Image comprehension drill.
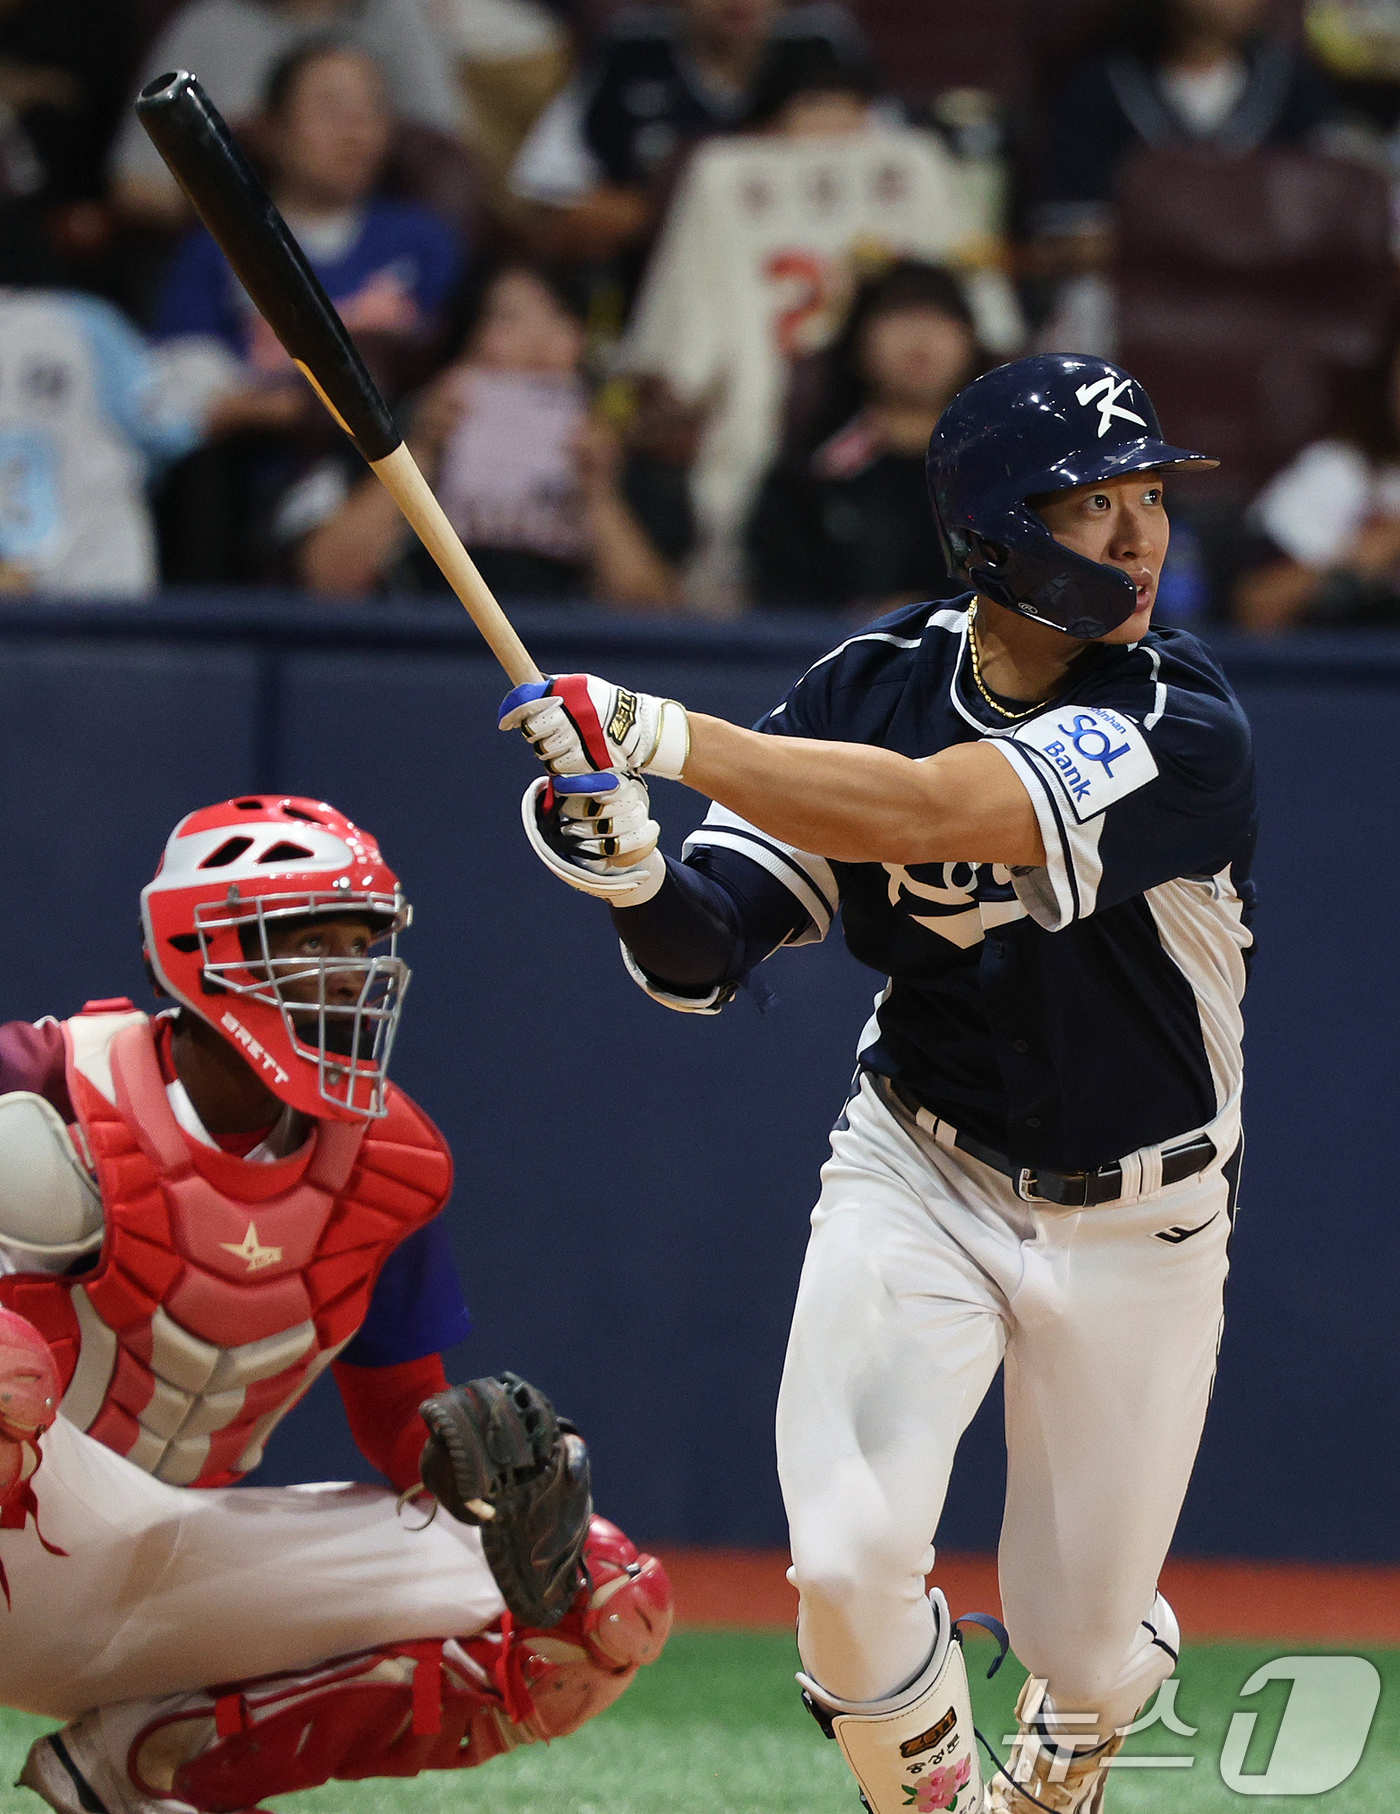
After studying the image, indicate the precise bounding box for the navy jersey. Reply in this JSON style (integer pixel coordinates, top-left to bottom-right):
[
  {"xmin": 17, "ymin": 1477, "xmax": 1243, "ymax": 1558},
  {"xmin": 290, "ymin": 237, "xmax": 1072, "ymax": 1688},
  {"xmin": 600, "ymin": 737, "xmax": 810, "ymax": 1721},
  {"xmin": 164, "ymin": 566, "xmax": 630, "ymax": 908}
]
[
  {"xmin": 679, "ymin": 594, "xmax": 1256, "ymax": 1173},
  {"xmin": 516, "ymin": 2, "xmax": 867, "ymax": 195}
]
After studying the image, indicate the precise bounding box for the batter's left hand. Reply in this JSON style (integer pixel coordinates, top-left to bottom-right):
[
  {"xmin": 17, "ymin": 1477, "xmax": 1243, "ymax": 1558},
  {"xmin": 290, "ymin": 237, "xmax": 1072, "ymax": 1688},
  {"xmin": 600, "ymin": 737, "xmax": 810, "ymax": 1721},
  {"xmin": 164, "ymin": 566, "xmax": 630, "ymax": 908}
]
[
  {"xmin": 518, "ymin": 774, "xmax": 666, "ymax": 906},
  {"xmin": 499, "ymin": 675, "xmax": 691, "ymax": 780}
]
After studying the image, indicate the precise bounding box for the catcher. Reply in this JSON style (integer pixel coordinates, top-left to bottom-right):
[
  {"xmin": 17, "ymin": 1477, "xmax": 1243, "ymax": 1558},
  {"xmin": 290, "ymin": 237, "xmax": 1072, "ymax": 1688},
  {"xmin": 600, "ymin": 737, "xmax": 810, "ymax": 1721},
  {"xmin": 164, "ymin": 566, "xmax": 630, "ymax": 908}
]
[{"xmin": 0, "ymin": 795, "xmax": 670, "ymax": 1813}]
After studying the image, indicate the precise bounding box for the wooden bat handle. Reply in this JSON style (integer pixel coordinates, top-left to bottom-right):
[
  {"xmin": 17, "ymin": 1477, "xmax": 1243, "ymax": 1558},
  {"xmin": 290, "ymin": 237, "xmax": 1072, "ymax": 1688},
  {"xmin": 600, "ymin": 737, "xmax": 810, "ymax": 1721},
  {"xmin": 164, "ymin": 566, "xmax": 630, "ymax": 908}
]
[
  {"xmin": 373, "ymin": 444, "xmax": 639, "ymax": 870},
  {"xmin": 369, "ymin": 443, "xmax": 544, "ymax": 688}
]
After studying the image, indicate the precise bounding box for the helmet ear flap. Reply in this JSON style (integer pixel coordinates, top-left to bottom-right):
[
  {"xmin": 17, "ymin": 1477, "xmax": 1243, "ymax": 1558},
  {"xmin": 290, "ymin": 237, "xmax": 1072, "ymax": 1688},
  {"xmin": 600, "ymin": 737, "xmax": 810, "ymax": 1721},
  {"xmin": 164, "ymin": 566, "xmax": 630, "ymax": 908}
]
[
  {"xmin": 967, "ymin": 529, "xmax": 1023, "ymax": 613},
  {"xmin": 970, "ymin": 532, "xmax": 1007, "ymax": 572}
]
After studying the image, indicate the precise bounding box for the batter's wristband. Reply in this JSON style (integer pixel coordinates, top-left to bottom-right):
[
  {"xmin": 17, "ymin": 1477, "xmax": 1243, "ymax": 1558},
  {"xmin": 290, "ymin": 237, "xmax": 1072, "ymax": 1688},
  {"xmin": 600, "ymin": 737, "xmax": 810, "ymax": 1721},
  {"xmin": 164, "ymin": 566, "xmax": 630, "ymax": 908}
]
[{"xmin": 649, "ymin": 700, "xmax": 690, "ymax": 780}]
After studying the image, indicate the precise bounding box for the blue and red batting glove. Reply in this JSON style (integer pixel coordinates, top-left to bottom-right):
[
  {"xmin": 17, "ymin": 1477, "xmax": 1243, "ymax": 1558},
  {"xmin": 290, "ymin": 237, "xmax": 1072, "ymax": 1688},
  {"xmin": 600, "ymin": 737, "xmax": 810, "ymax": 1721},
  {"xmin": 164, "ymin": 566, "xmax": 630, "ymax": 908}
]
[{"xmin": 499, "ymin": 675, "xmax": 690, "ymax": 780}]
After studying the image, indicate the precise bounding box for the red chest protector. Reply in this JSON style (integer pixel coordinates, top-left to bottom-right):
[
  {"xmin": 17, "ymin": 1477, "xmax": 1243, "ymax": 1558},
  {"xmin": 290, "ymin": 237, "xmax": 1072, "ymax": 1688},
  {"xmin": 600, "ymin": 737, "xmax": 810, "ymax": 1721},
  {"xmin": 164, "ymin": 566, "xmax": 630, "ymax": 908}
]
[{"xmin": 0, "ymin": 1009, "xmax": 452, "ymax": 1487}]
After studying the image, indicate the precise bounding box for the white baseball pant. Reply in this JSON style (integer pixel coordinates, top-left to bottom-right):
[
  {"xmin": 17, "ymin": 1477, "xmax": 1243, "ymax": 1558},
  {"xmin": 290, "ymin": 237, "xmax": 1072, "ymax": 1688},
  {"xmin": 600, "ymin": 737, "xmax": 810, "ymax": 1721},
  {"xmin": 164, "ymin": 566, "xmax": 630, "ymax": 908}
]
[
  {"xmin": 0, "ymin": 1412, "xmax": 505, "ymax": 1719},
  {"xmin": 778, "ymin": 1073, "xmax": 1236, "ymax": 1740}
]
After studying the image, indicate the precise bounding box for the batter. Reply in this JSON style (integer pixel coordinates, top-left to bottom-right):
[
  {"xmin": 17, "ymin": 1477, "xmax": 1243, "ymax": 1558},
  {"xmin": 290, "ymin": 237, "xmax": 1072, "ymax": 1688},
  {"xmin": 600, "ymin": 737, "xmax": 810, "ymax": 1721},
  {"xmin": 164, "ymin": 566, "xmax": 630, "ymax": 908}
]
[{"xmin": 498, "ymin": 354, "xmax": 1255, "ymax": 1812}]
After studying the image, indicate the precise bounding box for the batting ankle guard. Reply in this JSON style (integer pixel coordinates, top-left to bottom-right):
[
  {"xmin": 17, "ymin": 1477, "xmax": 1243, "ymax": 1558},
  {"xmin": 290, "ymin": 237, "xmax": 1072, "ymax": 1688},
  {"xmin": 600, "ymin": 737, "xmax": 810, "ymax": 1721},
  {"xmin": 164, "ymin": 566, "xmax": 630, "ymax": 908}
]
[
  {"xmin": 800, "ymin": 1590, "xmax": 983, "ymax": 1814},
  {"xmin": 986, "ymin": 1592, "xmax": 1180, "ymax": 1813},
  {"xmin": 986, "ymin": 1678, "xmax": 1125, "ymax": 1814},
  {"xmin": 123, "ymin": 1517, "xmax": 672, "ymax": 1811}
]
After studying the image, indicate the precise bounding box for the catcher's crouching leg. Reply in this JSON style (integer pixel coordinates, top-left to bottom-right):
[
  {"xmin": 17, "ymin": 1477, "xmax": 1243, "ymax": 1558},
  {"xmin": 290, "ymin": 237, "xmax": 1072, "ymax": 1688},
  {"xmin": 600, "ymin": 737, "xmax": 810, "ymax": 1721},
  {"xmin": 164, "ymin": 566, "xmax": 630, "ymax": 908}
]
[{"xmin": 23, "ymin": 1516, "xmax": 673, "ymax": 1814}]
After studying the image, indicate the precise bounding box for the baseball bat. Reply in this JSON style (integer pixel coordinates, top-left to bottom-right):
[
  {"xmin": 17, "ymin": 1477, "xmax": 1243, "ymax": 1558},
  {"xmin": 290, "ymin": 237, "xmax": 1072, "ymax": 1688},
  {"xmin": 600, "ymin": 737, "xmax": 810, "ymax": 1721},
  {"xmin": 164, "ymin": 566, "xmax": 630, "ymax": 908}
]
[{"xmin": 136, "ymin": 69, "xmax": 542, "ymax": 688}]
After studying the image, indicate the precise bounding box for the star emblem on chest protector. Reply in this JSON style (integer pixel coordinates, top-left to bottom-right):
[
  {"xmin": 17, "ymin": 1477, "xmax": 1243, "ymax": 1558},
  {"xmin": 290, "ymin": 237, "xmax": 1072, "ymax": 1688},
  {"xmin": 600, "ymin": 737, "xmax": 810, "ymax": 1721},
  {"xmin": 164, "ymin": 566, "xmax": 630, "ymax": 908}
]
[{"xmin": 219, "ymin": 1222, "xmax": 284, "ymax": 1272}]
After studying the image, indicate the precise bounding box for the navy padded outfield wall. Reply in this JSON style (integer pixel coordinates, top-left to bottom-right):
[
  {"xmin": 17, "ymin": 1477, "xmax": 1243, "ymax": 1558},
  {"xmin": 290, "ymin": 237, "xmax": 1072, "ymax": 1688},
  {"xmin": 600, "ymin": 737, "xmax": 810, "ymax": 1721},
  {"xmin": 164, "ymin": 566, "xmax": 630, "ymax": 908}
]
[{"xmin": 0, "ymin": 598, "xmax": 1395, "ymax": 1562}]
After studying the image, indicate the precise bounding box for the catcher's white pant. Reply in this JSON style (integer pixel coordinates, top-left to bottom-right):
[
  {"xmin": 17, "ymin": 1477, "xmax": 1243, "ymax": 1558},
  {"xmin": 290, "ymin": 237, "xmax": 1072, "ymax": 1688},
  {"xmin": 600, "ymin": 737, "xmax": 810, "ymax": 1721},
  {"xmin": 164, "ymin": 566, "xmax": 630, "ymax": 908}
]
[
  {"xmin": 0, "ymin": 1412, "xmax": 505, "ymax": 1720},
  {"xmin": 778, "ymin": 1073, "xmax": 1236, "ymax": 1737}
]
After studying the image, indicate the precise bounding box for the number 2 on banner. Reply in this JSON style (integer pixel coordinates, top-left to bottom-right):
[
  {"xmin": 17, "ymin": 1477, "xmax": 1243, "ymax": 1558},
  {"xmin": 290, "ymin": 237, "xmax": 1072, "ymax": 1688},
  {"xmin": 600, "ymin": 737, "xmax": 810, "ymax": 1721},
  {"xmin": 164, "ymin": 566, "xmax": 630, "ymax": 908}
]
[{"xmin": 765, "ymin": 250, "xmax": 836, "ymax": 359}]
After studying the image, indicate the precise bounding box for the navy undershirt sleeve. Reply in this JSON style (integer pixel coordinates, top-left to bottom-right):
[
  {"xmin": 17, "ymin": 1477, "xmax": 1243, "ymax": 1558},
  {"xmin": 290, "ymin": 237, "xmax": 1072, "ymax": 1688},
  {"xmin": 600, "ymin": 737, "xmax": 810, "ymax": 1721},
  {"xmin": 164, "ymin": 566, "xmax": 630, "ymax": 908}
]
[
  {"xmin": 610, "ymin": 850, "xmax": 807, "ymax": 992},
  {"xmin": 340, "ymin": 1215, "xmax": 472, "ymax": 1366}
]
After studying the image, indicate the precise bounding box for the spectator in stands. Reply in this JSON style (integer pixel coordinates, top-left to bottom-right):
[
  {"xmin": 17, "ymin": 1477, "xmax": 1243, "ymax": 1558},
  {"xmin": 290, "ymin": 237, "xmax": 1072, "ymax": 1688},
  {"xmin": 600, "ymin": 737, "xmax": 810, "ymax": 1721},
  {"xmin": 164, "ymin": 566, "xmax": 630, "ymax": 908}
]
[
  {"xmin": 0, "ymin": 0, "xmax": 135, "ymax": 211},
  {"xmin": 1036, "ymin": 0, "xmax": 1336, "ymax": 248},
  {"xmin": 743, "ymin": 31, "xmax": 882, "ymax": 134},
  {"xmin": 0, "ymin": 201, "xmax": 296, "ymax": 597},
  {"xmin": 618, "ymin": 38, "xmax": 1020, "ymax": 609},
  {"xmin": 508, "ymin": 0, "xmax": 868, "ymax": 264},
  {"xmin": 745, "ymin": 260, "xmax": 980, "ymax": 612},
  {"xmin": 293, "ymin": 260, "xmax": 682, "ymax": 605},
  {"xmin": 429, "ymin": 0, "xmax": 573, "ymax": 194},
  {"xmin": 152, "ymin": 38, "xmax": 467, "ymax": 584},
  {"xmin": 1234, "ymin": 329, "xmax": 1400, "ymax": 628},
  {"xmin": 156, "ymin": 39, "xmax": 465, "ymax": 374},
  {"xmin": 111, "ymin": 0, "xmax": 464, "ymax": 229}
]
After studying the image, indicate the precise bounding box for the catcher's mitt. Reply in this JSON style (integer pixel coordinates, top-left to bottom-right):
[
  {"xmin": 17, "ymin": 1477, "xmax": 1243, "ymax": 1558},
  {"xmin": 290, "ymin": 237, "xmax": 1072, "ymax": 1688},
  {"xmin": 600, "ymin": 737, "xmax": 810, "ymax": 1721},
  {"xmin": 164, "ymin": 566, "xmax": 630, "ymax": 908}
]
[{"xmin": 418, "ymin": 1372, "xmax": 593, "ymax": 1628}]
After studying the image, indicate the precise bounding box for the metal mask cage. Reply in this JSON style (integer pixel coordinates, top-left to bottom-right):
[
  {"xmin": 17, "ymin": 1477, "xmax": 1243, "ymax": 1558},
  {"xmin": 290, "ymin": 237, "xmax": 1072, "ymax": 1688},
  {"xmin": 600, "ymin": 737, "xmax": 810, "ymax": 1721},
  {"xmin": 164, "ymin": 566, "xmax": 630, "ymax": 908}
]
[{"xmin": 191, "ymin": 889, "xmax": 410, "ymax": 1118}]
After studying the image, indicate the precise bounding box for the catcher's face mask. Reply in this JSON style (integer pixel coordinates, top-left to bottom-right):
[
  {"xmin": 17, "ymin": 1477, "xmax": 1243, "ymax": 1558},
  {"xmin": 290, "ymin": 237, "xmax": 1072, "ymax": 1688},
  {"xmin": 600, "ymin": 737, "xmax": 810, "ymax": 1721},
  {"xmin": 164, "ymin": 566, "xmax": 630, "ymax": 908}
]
[{"xmin": 141, "ymin": 795, "xmax": 411, "ymax": 1121}]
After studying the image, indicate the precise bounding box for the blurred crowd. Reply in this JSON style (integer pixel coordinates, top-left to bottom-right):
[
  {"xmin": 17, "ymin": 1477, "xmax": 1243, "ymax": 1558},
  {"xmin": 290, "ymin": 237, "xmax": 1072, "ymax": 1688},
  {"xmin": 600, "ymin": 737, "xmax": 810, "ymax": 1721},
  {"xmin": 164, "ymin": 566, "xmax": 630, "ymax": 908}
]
[{"xmin": 5, "ymin": 0, "xmax": 1400, "ymax": 626}]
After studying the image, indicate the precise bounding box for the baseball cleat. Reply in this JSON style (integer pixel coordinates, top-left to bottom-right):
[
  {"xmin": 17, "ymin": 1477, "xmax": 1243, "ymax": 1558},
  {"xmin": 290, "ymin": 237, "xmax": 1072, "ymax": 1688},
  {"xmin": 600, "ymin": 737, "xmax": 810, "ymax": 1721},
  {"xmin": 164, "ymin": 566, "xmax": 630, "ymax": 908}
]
[
  {"xmin": 20, "ymin": 1714, "xmax": 190, "ymax": 1814},
  {"xmin": 18, "ymin": 1729, "xmax": 274, "ymax": 1814},
  {"xmin": 984, "ymin": 1676, "xmax": 1124, "ymax": 1813},
  {"xmin": 19, "ymin": 1730, "xmax": 129, "ymax": 1814},
  {"xmin": 18, "ymin": 1732, "xmax": 110, "ymax": 1814}
]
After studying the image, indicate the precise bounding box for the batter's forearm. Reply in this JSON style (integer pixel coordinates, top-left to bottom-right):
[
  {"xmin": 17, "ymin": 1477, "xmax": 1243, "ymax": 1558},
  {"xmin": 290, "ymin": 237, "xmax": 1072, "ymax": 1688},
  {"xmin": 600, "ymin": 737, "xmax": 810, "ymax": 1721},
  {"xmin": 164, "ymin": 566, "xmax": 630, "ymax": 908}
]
[
  {"xmin": 498, "ymin": 673, "xmax": 1045, "ymax": 866},
  {"xmin": 610, "ymin": 857, "xmax": 742, "ymax": 988},
  {"xmin": 610, "ymin": 850, "xmax": 808, "ymax": 991},
  {"xmin": 680, "ymin": 715, "xmax": 1046, "ymax": 867}
]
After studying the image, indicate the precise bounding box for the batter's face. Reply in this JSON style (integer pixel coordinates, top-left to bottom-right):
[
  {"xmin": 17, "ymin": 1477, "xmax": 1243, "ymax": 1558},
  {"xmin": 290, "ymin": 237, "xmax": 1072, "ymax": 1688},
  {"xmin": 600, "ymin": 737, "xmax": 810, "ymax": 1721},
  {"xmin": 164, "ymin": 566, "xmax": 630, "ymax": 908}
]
[{"xmin": 1033, "ymin": 471, "xmax": 1170, "ymax": 645}]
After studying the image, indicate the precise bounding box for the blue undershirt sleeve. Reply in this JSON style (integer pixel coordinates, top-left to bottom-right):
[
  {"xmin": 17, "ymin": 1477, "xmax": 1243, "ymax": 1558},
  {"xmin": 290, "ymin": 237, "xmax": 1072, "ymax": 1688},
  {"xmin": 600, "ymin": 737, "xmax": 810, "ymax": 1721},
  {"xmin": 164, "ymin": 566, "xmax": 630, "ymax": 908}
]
[{"xmin": 340, "ymin": 1215, "xmax": 472, "ymax": 1366}]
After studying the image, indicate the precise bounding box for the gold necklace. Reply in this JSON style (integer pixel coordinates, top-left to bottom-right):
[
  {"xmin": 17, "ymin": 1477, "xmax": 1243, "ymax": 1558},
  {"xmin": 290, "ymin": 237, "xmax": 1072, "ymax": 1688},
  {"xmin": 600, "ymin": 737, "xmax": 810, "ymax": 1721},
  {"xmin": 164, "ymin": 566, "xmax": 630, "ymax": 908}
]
[{"xmin": 966, "ymin": 599, "xmax": 1041, "ymax": 722}]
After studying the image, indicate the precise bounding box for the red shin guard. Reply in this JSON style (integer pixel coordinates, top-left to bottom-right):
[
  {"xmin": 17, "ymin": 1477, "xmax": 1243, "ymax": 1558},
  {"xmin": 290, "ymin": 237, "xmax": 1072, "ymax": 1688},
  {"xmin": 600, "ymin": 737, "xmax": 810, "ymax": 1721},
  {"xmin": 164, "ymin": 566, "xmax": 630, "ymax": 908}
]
[{"xmin": 130, "ymin": 1516, "xmax": 673, "ymax": 1812}]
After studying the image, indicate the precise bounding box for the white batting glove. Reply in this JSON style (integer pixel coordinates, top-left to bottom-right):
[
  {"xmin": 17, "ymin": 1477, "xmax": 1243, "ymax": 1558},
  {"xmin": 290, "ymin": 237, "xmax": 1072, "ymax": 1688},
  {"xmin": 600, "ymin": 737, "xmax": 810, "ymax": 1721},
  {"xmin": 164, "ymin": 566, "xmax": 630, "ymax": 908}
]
[
  {"xmin": 499, "ymin": 675, "xmax": 691, "ymax": 780},
  {"xmin": 520, "ymin": 773, "xmax": 666, "ymax": 905}
]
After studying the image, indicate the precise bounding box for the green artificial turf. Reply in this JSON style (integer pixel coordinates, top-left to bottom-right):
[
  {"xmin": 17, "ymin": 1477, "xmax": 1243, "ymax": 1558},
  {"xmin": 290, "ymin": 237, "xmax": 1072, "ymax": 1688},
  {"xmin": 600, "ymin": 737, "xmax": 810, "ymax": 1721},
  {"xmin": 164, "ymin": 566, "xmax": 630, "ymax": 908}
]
[{"xmin": 1, "ymin": 1633, "xmax": 1396, "ymax": 1812}]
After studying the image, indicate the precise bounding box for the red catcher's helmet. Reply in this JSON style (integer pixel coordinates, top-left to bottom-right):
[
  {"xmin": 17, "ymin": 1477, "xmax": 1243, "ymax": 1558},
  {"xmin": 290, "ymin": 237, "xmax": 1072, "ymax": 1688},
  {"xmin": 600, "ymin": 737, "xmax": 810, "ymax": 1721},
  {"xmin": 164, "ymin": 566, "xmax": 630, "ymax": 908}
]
[{"xmin": 140, "ymin": 796, "xmax": 410, "ymax": 1121}]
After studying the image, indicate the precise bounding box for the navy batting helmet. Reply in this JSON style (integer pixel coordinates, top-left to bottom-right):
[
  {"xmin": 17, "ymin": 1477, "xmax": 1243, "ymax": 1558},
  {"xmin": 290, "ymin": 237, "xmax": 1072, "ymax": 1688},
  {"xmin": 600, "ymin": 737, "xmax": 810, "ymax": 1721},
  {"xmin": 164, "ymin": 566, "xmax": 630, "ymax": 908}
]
[{"xmin": 926, "ymin": 354, "xmax": 1218, "ymax": 639}]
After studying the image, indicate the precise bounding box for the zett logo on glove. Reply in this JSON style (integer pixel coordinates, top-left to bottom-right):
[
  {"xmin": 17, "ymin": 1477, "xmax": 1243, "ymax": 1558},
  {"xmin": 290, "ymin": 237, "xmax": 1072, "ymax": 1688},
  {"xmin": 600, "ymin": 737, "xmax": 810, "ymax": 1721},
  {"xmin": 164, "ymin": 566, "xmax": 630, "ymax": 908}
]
[{"xmin": 607, "ymin": 691, "xmax": 640, "ymax": 744}]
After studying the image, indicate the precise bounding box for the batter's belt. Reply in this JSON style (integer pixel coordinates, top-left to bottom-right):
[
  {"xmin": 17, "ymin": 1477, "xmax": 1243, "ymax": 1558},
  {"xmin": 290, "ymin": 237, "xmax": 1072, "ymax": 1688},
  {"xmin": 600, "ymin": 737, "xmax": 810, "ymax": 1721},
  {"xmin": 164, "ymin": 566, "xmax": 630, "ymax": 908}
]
[{"xmin": 882, "ymin": 1076, "xmax": 1217, "ymax": 1208}]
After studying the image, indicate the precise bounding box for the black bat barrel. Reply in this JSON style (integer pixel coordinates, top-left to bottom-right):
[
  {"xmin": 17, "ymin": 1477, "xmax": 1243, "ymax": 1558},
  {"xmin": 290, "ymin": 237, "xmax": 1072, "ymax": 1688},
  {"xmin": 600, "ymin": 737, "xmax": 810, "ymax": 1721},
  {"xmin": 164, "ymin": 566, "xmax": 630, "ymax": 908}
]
[{"xmin": 137, "ymin": 70, "xmax": 400, "ymax": 464}]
